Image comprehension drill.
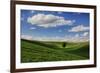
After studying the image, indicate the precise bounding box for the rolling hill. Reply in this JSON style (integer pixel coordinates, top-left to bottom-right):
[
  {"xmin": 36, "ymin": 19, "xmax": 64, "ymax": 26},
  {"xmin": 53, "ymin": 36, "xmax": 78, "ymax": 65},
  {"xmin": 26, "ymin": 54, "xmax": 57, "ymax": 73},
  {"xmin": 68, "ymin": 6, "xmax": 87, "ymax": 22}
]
[{"xmin": 21, "ymin": 39, "xmax": 89, "ymax": 63}]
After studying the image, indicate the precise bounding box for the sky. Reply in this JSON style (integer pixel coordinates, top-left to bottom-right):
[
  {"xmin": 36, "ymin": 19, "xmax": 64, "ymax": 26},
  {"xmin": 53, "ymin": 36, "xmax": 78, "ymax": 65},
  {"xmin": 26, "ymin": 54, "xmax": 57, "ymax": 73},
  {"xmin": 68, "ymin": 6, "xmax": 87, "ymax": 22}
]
[{"xmin": 21, "ymin": 9, "xmax": 90, "ymax": 42}]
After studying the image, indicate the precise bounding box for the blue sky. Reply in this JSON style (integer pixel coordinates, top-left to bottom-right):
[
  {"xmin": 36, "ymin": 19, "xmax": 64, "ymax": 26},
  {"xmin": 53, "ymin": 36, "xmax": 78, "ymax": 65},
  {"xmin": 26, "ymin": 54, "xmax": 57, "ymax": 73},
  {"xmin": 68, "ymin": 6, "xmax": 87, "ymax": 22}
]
[{"xmin": 21, "ymin": 9, "xmax": 90, "ymax": 42}]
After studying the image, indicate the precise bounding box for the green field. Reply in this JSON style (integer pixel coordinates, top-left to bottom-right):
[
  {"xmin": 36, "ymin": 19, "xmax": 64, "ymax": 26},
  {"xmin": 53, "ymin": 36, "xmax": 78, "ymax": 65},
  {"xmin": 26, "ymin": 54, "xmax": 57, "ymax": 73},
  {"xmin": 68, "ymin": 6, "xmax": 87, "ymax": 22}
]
[{"xmin": 21, "ymin": 39, "xmax": 89, "ymax": 63}]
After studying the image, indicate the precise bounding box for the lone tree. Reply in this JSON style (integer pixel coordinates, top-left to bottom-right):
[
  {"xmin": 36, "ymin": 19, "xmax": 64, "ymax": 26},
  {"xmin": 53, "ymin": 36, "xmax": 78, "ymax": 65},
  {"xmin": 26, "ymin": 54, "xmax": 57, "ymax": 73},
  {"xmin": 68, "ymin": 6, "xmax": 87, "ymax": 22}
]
[{"xmin": 62, "ymin": 42, "xmax": 66, "ymax": 48}]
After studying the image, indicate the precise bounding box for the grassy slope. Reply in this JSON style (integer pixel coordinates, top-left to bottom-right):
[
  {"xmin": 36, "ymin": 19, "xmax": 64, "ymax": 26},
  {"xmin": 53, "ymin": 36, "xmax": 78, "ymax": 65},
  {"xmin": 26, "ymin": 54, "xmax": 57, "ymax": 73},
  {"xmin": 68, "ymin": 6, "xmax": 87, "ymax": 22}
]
[{"xmin": 21, "ymin": 39, "xmax": 89, "ymax": 63}]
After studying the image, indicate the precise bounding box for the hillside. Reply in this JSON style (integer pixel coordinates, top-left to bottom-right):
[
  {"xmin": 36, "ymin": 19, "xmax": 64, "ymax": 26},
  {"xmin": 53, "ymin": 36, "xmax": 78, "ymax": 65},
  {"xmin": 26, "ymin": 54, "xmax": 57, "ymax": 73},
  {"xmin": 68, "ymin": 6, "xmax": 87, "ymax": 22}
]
[{"xmin": 21, "ymin": 39, "xmax": 89, "ymax": 63}]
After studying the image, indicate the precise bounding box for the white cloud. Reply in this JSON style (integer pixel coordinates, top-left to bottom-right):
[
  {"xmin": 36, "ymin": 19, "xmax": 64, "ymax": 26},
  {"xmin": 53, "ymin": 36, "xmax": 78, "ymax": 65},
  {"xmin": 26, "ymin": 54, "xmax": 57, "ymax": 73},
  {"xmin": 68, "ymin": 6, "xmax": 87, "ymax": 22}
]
[
  {"xmin": 30, "ymin": 34, "xmax": 89, "ymax": 42},
  {"xmin": 27, "ymin": 13, "xmax": 75, "ymax": 28},
  {"xmin": 82, "ymin": 32, "xmax": 89, "ymax": 37},
  {"xmin": 21, "ymin": 34, "xmax": 89, "ymax": 42},
  {"xmin": 69, "ymin": 37, "xmax": 89, "ymax": 42},
  {"xmin": 69, "ymin": 25, "xmax": 89, "ymax": 32},
  {"xmin": 21, "ymin": 35, "xmax": 33, "ymax": 40},
  {"xmin": 66, "ymin": 35, "xmax": 89, "ymax": 42}
]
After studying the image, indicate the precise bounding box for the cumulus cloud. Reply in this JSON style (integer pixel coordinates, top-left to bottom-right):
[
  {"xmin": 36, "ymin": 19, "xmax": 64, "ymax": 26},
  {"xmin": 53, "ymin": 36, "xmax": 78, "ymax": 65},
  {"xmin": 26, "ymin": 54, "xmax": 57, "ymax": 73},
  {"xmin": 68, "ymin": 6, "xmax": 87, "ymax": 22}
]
[
  {"xmin": 82, "ymin": 32, "xmax": 89, "ymax": 37},
  {"xmin": 27, "ymin": 13, "xmax": 75, "ymax": 28},
  {"xmin": 68, "ymin": 35, "xmax": 89, "ymax": 42},
  {"xmin": 69, "ymin": 25, "xmax": 89, "ymax": 32}
]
